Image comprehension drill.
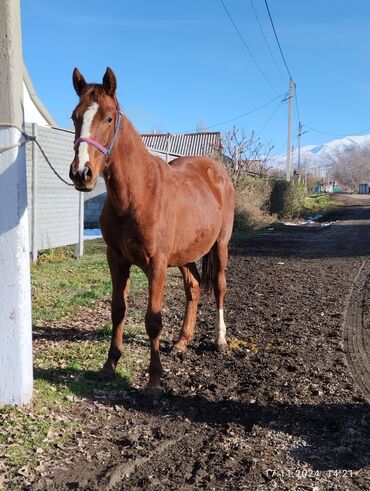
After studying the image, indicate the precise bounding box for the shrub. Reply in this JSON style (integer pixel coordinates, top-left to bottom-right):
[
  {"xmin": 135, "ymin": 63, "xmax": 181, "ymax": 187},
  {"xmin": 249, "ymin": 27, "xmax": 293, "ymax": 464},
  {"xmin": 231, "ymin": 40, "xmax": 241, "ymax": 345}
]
[
  {"xmin": 234, "ymin": 175, "xmax": 273, "ymax": 231},
  {"xmin": 269, "ymin": 179, "xmax": 305, "ymax": 217}
]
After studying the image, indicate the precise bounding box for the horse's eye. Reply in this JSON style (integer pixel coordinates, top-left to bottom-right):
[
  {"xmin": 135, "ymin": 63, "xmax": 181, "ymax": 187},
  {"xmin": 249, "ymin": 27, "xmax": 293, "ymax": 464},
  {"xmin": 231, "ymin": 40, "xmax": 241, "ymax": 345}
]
[{"xmin": 106, "ymin": 117, "xmax": 113, "ymax": 123}]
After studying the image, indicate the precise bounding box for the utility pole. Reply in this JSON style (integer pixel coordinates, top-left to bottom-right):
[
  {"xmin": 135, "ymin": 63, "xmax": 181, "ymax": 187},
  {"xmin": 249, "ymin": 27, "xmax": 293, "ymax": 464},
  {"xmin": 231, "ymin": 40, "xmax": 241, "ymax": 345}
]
[
  {"xmin": 0, "ymin": 0, "xmax": 33, "ymax": 404},
  {"xmin": 297, "ymin": 121, "xmax": 302, "ymax": 172},
  {"xmin": 286, "ymin": 78, "xmax": 294, "ymax": 181},
  {"xmin": 297, "ymin": 122, "xmax": 308, "ymax": 185}
]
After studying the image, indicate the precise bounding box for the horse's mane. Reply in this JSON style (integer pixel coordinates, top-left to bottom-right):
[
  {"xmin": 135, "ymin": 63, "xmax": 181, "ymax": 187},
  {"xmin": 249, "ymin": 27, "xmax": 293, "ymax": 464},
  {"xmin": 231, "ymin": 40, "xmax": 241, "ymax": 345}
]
[{"xmin": 80, "ymin": 83, "xmax": 119, "ymax": 107}]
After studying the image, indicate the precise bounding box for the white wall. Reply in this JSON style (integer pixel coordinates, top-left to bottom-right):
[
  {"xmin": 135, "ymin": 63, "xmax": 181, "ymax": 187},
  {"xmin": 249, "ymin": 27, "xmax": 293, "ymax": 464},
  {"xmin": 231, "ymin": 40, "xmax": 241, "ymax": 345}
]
[{"xmin": 23, "ymin": 81, "xmax": 50, "ymax": 126}]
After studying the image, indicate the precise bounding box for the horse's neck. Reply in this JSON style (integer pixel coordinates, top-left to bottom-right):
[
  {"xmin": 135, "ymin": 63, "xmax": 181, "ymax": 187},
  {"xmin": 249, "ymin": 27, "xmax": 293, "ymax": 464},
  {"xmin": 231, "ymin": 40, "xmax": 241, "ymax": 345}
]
[{"xmin": 103, "ymin": 118, "xmax": 157, "ymax": 213}]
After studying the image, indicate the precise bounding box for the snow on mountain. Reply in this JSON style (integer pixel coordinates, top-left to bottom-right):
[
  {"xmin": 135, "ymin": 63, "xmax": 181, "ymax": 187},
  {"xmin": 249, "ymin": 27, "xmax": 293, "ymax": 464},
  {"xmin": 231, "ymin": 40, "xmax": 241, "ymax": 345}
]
[{"xmin": 268, "ymin": 133, "xmax": 370, "ymax": 171}]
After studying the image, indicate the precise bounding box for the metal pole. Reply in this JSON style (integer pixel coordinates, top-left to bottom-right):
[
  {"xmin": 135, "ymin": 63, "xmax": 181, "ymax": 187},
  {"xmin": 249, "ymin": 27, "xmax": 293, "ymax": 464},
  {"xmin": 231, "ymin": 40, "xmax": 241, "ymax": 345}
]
[
  {"xmin": 75, "ymin": 191, "xmax": 84, "ymax": 257},
  {"xmin": 31, "ymin": 123, "xmax": 38, "ymax": 261},
  {"xmin": 286, "ymin": 78, "xmax": 294, "ymax": 181},
  {"xmin": 0, "ymin": 0, "xmax": 33, "ymax": 404}
]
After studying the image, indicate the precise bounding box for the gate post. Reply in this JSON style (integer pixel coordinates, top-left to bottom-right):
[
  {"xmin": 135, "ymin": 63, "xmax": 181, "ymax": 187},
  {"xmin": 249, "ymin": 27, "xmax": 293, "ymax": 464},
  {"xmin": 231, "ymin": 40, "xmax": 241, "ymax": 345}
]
[
  {"xmin": 75, "ymin": 191, "xmax": 84, "ymax": 257},
  {"xmin": 0, "ymin": 0, "xmax": 33, "ymax": 404}
]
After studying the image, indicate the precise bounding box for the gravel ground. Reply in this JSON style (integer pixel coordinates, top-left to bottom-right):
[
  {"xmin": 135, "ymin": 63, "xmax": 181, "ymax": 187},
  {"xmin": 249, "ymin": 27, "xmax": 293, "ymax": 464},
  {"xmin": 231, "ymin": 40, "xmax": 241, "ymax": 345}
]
[{"xmin": 30, "ymin": 194, "xmax": 370, "ymax": 491}]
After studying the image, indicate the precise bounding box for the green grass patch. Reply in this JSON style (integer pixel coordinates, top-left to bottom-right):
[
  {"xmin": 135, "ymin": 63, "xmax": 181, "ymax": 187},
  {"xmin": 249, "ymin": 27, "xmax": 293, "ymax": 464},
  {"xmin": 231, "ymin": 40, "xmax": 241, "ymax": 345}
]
[
  {"xmin": 32, "ymin": 239, "xmax": 147, "ymax": 325},
  {"xmin": 34, "ymin": 339, "xmax": 145, "ymax": 399},
  {"xmin": 302, "ymin": 193, "xmax": 336, "ymax": 216}
]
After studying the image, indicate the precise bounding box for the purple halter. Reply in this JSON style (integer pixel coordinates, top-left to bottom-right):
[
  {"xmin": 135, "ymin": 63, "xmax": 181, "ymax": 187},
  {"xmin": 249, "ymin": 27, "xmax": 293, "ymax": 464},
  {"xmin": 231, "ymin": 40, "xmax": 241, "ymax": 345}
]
[{"xmin": 74, "ymin": 110, "xmax": 123, "ymax": 158}]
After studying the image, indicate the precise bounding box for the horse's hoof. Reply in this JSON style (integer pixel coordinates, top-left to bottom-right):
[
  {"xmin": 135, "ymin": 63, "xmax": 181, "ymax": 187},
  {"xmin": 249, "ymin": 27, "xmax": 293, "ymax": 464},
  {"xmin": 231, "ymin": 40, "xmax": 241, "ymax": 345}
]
[
  {"xmin": 216, "ymin": 341, "xmax": 228, "ymax": 352},
  {"xmin": 97, "ymin": 368, "xmax": 115, "ymax": 380},
  {"xmin": 145, "ymin": 385, "xmax": 163, "ymax": 399},
  {"xmin": 173, "ymin": 341, "xmax": 187, "ymax": 353}
]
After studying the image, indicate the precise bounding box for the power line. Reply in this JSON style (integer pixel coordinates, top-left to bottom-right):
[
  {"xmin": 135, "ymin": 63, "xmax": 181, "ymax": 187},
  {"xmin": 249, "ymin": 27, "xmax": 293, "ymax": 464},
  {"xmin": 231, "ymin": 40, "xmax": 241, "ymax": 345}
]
[
  {"xmin": 263, "ymin": 0, "xmax": 294, "ymax": 81},
  {"xmin": 250, "ymin": 0, "xmax": 286, "ymax": 85},
  {"xmin": 219, "ymin": 0, "xmax": 279, "ymax": 95},
  {"xmin": 255, "ymin": 100, "xmax": 285, "ymax": 137},
  {"xmin": 304, "ymin": 124, "xmax": 370, "ymax": 139},
  {"xmin": 187, "ymin": 92, "xmax": 287, "ymax": 132},
  {"xmin": 263, "ymin": 0, "xmax": 302, "ymax": 176}
]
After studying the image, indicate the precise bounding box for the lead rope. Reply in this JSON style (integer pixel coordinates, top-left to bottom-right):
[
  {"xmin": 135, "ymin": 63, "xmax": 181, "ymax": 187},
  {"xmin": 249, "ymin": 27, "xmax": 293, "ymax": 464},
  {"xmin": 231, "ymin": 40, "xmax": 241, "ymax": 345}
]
[{"xmin": 0, "ymin": 122, "xmax": 74, "ymax": 186}]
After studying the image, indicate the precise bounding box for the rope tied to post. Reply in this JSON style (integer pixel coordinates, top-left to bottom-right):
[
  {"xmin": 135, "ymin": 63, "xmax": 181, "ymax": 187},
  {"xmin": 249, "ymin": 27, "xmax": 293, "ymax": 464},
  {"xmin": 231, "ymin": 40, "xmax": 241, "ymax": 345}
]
[
  {"xmin": 0, "ymin": 122, "xmax": 74, "ymax": 187},
  {"xmin": 0, "ymin": 122, "xmax": 36, "ymax": 152}
]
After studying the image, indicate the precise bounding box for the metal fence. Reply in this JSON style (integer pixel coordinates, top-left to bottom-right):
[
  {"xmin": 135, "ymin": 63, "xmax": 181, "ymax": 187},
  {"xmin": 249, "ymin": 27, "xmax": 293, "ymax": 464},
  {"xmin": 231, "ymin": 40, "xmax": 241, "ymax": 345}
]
[{"xmin": 25, "ymin": 123, "xmax": 83, "ymax": 260}]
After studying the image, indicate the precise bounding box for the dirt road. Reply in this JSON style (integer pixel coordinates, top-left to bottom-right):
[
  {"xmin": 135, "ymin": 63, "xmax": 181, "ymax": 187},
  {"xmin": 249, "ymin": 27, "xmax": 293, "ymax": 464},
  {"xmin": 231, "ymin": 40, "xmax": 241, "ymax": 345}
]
[{"xmin": 33, "ymin": 195, "xmax": 370, "ymax": 490}]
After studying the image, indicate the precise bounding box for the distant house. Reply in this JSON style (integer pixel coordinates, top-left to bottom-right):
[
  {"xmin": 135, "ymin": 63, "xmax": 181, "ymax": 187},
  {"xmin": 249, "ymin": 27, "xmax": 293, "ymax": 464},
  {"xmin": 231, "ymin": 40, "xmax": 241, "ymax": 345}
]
[
  {"xmin": 84, "ymin": 131, "xmax": 222, "ymax": 227},
  {"xmin": 141, "ymin": 131, "xmax": 221, "ymax": 161}
]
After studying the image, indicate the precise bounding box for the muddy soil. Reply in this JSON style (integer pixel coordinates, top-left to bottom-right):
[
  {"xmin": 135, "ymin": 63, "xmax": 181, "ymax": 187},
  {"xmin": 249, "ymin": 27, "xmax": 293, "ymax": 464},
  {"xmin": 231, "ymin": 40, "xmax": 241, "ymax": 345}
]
[{"xmin": 32, "ymin": 194, "xmax": 370, "ymax": 490}]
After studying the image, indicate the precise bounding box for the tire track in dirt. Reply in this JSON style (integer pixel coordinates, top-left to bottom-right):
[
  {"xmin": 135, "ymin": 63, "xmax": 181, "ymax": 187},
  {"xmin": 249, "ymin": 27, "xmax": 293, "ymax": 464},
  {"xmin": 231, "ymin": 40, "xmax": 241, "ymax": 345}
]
[
  {"xmin": 343, "ymin": 258, "xmax": 370, "ymax": 402},
  {"xmin": 102, "ymin": 436, "xmax": 182, "ymax": 490}
]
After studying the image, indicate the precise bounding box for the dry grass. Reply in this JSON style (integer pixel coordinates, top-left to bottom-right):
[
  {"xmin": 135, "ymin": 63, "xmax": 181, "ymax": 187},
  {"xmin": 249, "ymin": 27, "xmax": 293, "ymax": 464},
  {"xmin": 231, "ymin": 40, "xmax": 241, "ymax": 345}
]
[{"xmin": 234, "ymin": 177, "xmax": 274, "ymax": 231}]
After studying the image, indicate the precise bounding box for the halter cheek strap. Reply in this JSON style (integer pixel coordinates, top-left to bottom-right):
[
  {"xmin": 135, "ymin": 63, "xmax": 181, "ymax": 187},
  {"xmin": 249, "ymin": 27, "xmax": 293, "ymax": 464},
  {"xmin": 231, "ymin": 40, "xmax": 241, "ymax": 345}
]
[{"xmin": 74, "ymin": 110, "xmax": 123, "ymax": 158}]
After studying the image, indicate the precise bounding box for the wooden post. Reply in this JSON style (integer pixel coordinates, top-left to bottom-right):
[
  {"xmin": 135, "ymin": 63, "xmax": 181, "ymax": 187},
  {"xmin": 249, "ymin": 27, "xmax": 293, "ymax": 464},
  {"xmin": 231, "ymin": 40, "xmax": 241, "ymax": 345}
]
[{"xmin": 0, "ymin": 0, "xmax": 33, "ymax": 404}]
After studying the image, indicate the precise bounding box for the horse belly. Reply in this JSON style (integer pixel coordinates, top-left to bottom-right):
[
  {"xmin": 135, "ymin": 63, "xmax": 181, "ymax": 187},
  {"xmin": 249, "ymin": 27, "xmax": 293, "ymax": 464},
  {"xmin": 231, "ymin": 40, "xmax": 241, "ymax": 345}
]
[{"xmin": 168, "ymin": 219, "xmax": 221, "ymax": 266}]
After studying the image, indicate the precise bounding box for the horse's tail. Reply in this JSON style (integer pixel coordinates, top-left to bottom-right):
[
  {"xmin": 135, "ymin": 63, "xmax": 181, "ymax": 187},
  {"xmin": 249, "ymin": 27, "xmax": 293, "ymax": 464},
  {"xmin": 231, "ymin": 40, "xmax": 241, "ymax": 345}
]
[{"xmin": 202, "ymin": 244, "xmax": 218, "ymax": 297}]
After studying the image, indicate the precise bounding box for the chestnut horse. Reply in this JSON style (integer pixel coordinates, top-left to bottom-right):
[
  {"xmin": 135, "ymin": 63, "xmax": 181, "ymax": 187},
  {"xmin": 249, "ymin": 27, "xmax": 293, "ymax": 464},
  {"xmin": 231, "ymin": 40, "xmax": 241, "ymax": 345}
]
[{"xmin": 69, "ymin": 67, "xmax": 235, "ymax": 390}]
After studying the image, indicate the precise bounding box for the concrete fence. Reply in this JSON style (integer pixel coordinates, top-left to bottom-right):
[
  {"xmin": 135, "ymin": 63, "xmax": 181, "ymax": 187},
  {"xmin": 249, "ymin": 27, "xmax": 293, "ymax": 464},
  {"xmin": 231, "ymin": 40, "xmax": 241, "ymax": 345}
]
[
  {"xmin": 84, "ymin": 148, "xmax": 183, "ymax": 228},
  {"xmin": 25, "ymin": 123, "xmax": 83, "ymax": 260}
]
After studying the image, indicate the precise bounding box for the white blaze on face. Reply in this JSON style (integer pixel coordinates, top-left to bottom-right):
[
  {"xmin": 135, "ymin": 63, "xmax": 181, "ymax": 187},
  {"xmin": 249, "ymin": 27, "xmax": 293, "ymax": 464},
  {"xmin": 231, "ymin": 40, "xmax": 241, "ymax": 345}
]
[
  {"xmin": 78, "ymin": 102, "xmax": 99, "ymax": 172},
  {"xmin": 216, "ymin": 308, "xmax": 227, "ymax": 347}
]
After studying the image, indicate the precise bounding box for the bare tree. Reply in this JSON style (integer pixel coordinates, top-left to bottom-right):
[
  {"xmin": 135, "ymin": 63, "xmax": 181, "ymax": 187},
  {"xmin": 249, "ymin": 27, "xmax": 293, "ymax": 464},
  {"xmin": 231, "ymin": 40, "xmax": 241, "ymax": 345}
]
[
  {"xmin": 329, "ymin": 144, "xmax": 370, "ymax": 191},
  {"xmin": 220, "ymin": 126, "xmax": 274, "ymax": 182}
]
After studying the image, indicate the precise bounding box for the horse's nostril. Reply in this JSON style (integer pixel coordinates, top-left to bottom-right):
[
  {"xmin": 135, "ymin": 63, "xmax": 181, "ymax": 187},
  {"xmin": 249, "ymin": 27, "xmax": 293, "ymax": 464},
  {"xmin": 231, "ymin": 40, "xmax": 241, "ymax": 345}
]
[{"xmin": 83, "ymin": 167, "xmax": 93, "ymax": 180}]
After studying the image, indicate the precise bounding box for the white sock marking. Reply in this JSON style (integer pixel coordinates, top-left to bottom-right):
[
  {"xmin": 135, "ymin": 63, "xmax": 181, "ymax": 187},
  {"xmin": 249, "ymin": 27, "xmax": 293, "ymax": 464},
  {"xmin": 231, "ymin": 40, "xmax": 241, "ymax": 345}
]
[
  {"xmin": 78, "ymin": 102, "xmax": 99, "ymax": 172},
  {"xmin": 216, "ymin": 308, "xmax": 227, "ymax": 346}
]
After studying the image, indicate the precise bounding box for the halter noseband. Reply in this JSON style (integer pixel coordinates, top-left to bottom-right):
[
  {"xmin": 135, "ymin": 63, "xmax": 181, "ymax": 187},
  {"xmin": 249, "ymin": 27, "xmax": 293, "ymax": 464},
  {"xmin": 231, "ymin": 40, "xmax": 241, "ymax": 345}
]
[{"xmin": 74, "ymin": 110, "xmax": 123, "ymax": 158}]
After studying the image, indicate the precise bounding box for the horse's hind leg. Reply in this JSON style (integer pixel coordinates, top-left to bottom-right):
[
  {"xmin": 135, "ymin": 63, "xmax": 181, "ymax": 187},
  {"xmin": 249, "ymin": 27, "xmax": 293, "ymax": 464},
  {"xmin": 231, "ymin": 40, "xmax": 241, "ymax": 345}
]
[
  {"xmin": 213, "ymin": 242, "xmax": 229, "ymax": 351},
  {"xmin": 174, "ymin": 262, "xmax": 201, "ymax": 352},
  {"xmin": 100, "ymin": 248, "xmax": 130, "ymax": 377}
]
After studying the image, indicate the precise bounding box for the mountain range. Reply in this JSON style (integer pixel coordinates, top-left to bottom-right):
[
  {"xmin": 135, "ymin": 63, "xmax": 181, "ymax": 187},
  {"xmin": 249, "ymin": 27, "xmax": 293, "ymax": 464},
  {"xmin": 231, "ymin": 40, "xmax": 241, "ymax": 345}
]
[{"xmin": 269, "ymin": 133, "xmax": 370, "ymax": 173}]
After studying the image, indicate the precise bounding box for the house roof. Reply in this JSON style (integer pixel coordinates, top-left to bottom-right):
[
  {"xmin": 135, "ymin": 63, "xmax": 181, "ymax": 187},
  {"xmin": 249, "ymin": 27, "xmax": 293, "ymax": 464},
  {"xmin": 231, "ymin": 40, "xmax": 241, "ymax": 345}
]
[
  {"xmin": 23, "ymin": 64, "xmax": 57, "ymax": 126},
  {"xmin": 141, "ymin": 132, "xmax": 221, "ymax": 157}
]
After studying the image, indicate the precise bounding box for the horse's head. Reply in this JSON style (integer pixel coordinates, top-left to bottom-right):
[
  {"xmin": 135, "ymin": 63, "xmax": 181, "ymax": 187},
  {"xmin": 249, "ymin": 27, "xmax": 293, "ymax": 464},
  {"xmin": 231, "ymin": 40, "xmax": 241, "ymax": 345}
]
[{"xmin": 69, "ymin": 67, "xmax": 120, "ymax": 191}]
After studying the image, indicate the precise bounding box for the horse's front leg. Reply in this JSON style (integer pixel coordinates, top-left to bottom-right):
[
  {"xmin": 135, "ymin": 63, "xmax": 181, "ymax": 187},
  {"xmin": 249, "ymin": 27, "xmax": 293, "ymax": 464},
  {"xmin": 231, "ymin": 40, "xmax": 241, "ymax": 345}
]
[
  {"xmin": 145, "ymin": 258, "xmax": 167, "ymax": 391},
  {"xmin": 100, "ymin": 248, "xmax": 131, "ymax": 378}
]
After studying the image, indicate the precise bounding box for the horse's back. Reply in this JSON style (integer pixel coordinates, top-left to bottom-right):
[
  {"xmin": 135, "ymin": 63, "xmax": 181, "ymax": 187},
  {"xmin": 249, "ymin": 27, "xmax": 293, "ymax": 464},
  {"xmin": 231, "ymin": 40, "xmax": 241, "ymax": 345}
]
[
  {"xmin": 168, "ymin": 156, "xmax": 235, "ymax": 243},
  {"xmin": 169, "ymin": 156, "xmax": 234, "ymax": 201}
]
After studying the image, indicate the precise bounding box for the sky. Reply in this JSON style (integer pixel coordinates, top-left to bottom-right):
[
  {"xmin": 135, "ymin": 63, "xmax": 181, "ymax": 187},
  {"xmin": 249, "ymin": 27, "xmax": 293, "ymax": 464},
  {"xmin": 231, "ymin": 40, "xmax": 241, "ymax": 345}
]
[{"xmin": 20, "ymin": 0, "xmax": 370, "ymax": 156}]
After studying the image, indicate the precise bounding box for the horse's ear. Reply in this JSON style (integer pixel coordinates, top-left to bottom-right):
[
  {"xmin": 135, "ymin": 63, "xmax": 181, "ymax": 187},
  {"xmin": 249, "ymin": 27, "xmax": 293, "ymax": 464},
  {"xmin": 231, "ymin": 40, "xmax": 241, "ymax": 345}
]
[
  {"xmin": 102, "ymin": 67, "xmax": 117, "ymax": 96},
  {"xmin": 73, "ymin": 67, "xmax": 86, "ymax": 96}
]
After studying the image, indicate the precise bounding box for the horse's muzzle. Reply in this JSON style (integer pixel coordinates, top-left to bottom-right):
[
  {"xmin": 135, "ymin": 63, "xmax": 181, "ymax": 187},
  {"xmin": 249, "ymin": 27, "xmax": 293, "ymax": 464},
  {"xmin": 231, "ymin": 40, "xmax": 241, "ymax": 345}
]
[{"xmin": 69, "ymin": 163, "xmax": 95, "ymax": 191}]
